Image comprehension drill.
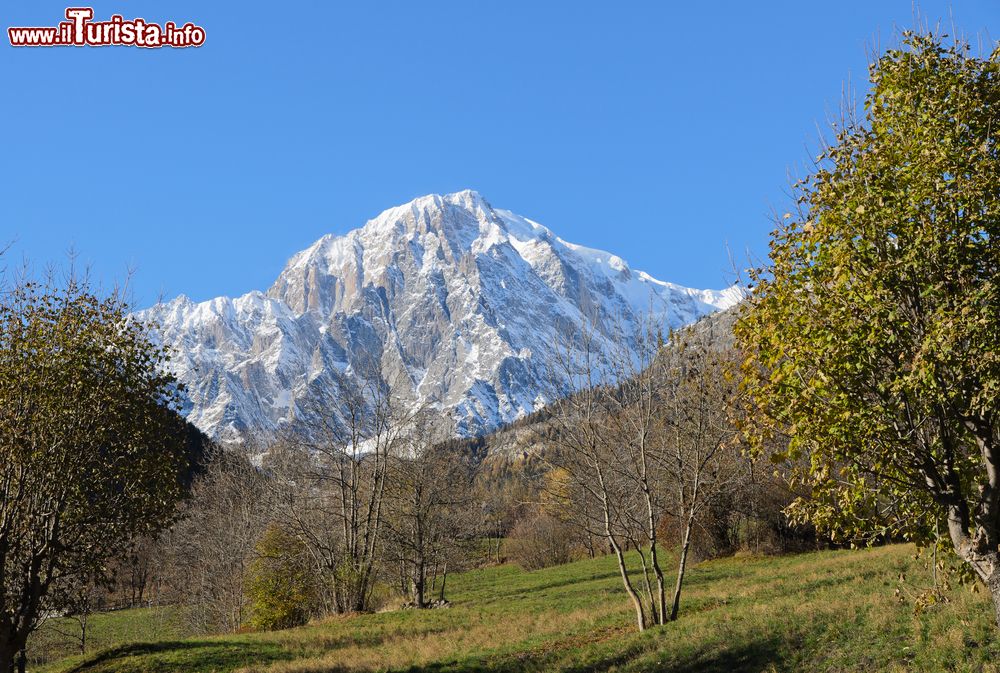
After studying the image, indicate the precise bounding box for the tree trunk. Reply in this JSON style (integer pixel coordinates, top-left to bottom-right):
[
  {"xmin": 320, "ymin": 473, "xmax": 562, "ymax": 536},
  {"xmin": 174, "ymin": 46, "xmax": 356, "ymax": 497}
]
[
  {"xmin": 412, "ymin": 555, "xmax": 425, "ymax": 607},
  {"xmin": 670, "ymin": 515, "xmax": 695, "ymax": 622},
  {"xmin": 0, "ymin": 624, "xmax": 31, "ymax": 673},
  {"xmin": 597, "ymin": 474, "xmax": 646, "ymax": 631},
  {"xmin": 610, "ymin": 540, "xmax": 646, "ymax": 631},
  {"xmin": 649, "ymin": 542, "xmax": 667, "ymax": 626},
  {"xmin": 439, "ymin": 562, "xmax": 448, "ymax": 601},
  {"xmin": 0, "ymin": 631, "xmax": 21, "ymax": 673},
  {"xmin": 946, "ymin": 502, "xmax": 1000, "ymax": 628},
  {"xmin": 636, "ymin": 548, "xmax": 658, "ymax": 625},
  {"xmin": 989, "ymin": 575, "xmax": 1000, "ymax": 628}
]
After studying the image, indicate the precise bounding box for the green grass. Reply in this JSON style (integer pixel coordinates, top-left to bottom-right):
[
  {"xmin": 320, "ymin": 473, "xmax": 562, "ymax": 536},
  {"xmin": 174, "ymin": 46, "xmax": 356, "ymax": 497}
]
[
  {"xmin": 32, "ymin": 545, "xmax": 1000, "ymax": 673},
  {"xmin": 28, "ymin": 606, "xmax": 187, "ymax": 669}
]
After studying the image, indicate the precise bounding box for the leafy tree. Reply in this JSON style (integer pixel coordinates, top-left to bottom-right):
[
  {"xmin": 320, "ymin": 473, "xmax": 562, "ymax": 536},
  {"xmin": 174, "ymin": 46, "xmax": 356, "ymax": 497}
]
[
  {"xmin": 0, "ymin": 274, "xmax": 189, "ymax": 672},
  {"xmin": 736, "ymin": 33, "xmax": 1000, "ymax": 623},
  {"xmin": 246, "ymin": 526, "xmax": 318, "ymax": 631}
]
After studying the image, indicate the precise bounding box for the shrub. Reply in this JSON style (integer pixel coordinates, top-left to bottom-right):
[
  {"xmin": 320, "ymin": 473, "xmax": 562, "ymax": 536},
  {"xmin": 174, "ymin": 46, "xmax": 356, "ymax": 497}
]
[
  {"xmin": 246, "ymin": 527, "xmax": 319, "ymax": 631},
  {"xmin": 506, "ymin": 512, "xmax": 577, "ymax": 570}
]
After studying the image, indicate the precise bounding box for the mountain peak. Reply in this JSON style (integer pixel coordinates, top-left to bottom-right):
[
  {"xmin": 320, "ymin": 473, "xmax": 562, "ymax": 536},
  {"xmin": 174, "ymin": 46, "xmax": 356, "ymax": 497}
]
[
  {"xmin": 142, "ymin": 195, "xmax": 739, "ymax": 441},
  {"xmin": 358, "ymin": 190, "xmax": 496, "ymax": 242}
]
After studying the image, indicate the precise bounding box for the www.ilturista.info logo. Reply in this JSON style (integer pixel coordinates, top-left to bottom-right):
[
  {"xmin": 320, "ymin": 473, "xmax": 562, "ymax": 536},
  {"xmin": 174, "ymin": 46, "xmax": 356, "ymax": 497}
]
[{"xmin": 8, "ymin": 8, "xmax": 206, "ymax": 48}]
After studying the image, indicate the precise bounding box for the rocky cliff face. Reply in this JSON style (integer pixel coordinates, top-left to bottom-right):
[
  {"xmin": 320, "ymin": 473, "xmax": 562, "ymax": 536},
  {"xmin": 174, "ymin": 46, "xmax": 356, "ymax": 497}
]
[{"xmin": 141, "ymin": 191, "xmax": 741, "ymax": 441}]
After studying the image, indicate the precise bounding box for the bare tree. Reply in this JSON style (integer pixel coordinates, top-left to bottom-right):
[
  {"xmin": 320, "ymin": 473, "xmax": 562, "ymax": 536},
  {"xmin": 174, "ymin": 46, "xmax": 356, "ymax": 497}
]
[
  {"xmin": 471, "ymin": 469, "xmax": 532, "ymax": 566},
  {"xmin": 542, "ymin": 324, "xmax": 655, "ymax": 631},
  {"xmin": 601, "ymin": 317, "xmax": 673, "ymax": 626},
  {"xmin": 383, "ymin": 411, "xmax": 476, "ymax": 607},
  {"xmin": 506, "ymin": 511, "xmax": 577, "ymax": 570},
  {"xmin": 267, "ymin": 361, "xmax": 412, "ymax": 614},
  {"xmin": 162, "ymin": 450, "xmax": 267, "ymax": 633},
  {"xmin": 543, "ymin": 312, "xmax": 748, "ymax": 630},
  {"xmin": 653, "ymin": 324, "xmax": 748, "ymax": 621},
  {"xmin": 37, "ymin": 580, "xmax": 103, "ymax": 656}
]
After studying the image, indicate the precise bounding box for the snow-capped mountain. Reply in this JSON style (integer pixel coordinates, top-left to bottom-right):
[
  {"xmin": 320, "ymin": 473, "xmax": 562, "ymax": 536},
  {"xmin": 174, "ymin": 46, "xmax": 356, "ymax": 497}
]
[{"xmin": 141, "ymin": 191, "xmax": 741, "ymax": 442}]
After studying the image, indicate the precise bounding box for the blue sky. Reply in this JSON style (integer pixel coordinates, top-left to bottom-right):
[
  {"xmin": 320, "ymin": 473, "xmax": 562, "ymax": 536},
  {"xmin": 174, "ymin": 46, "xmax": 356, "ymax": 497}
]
[{"xmin": 2, "ymin": 1, "xmax": 998, "ymax": 306}]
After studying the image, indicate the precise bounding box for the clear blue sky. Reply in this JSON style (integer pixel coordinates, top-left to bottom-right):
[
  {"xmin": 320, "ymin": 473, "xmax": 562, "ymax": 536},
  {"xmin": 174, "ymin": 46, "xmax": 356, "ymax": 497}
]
[{"xmin": 2, "ymin": 1, "xmax": 998, "ymax": 306}]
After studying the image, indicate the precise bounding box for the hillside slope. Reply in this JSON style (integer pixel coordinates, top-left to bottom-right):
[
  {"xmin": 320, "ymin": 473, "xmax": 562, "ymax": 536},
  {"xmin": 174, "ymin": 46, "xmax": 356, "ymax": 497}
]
[
  {"xmin": 446, "ymin": 305, "xmax": 742, "ymax": 465},
  {"xmin": 38, "ymin": 545, "xmax": 999, "ymax": 673}
]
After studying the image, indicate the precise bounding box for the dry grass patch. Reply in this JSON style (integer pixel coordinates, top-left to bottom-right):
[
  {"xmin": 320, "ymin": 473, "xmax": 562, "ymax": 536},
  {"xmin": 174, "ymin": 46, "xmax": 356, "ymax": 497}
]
[{"xmin": 36, "ymin": 545, "xmax": 1000, "ymax": 673}]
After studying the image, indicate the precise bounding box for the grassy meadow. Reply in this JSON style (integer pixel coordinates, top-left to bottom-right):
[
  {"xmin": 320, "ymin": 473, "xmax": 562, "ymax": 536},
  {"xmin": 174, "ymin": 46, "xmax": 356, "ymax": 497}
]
[{"xmin": 32, "ymin": 544, "xmax": 999, "ymax": 673}]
